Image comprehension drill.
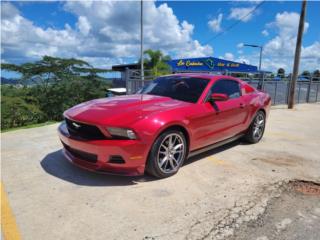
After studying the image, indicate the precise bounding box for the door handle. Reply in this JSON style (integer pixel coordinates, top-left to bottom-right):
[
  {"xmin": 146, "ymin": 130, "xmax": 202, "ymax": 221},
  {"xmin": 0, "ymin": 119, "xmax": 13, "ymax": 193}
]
[{"xmin": 240, "ymin": 103, "xmax": 245, "ymax": 108}]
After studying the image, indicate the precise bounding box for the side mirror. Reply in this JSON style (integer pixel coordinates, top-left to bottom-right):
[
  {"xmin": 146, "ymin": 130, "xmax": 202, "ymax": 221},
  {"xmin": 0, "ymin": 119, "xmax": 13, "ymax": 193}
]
[{"xmin": 210, "ymin": 93, "xmax": 229, "ymax": 101}]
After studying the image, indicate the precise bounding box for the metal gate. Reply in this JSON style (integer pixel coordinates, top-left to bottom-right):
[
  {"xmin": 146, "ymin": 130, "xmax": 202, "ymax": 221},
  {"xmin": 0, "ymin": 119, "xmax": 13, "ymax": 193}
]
[{"xmin": 125, "ymin": 69, "xmax": 154, "ymax": 94}]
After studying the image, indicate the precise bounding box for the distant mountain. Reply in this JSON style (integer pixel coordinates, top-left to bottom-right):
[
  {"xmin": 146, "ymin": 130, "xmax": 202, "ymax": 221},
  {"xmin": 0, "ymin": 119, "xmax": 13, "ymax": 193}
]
[
  {"xmin": 1, "ymin": 76, "xmax": 121, "ymax": 86},
  {"xmin": 1, "ymin": 77, "xmax": 20, "ymax": 85}
]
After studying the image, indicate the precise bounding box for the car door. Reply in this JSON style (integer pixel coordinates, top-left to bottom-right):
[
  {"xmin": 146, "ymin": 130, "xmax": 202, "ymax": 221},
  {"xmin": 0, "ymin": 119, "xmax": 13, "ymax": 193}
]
[
  {"xmin": 212, "ymin": 79, "xmax": 249, "ymax": 138},
  {"xmin": 191, "ymin": 79, "xmax": 248, "ymax": 148}
]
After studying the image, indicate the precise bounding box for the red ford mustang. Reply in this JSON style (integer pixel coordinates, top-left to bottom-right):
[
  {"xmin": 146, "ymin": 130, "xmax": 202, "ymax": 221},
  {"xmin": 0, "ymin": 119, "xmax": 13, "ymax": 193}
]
[{"xmin": 58, "ymin": 74, "xmax": 271, "ymax": 178}]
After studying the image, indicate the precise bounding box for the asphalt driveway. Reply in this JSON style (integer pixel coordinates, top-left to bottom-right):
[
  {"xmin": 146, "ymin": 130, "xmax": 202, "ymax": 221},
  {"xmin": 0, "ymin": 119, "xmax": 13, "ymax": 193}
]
[{"xmin": 1, "ymin": 103, "xmax": 320, "ymax": 240}]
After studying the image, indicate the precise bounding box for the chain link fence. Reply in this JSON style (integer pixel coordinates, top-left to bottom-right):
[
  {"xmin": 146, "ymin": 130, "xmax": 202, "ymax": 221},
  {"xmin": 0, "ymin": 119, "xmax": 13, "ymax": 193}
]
[
  {"xmin": 125, "ymin": 69, "xmax": 320, "ymax": 105},
  {"xmin": 243, "ymin": 77, "xmax": 320, "ymax": 105}
]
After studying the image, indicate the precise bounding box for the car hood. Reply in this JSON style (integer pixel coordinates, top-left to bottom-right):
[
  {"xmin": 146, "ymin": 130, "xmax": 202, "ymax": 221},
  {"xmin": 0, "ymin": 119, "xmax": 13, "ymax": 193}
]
[{"xmin": 64, "ymin": 94, "xmax": 191, "ymax": 126}]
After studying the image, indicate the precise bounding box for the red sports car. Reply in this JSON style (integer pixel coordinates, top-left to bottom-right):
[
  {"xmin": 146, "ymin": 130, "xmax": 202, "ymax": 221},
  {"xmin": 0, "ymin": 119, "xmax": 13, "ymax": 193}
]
[{"xmin": 58, "ymin": 74, "xmax": 271, "ymax": 178}]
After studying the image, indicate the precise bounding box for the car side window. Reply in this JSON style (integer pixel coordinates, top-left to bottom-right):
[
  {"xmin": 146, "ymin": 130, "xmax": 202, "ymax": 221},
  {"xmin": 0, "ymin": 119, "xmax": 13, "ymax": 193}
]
[{"xmin": 211, "ymin": 79, "xmax": 241, "ymax": 99}]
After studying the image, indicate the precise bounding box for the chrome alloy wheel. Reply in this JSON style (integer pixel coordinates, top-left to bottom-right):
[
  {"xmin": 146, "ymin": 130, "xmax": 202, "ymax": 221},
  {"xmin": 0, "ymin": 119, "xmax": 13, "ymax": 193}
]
[
  {"xmin": 253, "ymin": 112, "xmax": 265, "ymax": 141},
  {"xmin": 157, "ymin": 133, "xmax": 185, "ymax": 174}
]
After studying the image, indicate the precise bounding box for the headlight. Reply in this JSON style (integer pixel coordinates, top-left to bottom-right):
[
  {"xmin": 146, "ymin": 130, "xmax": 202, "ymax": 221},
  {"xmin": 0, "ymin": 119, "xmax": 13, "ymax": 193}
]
[{"xmin": 107, "ymin": 127, "xmax": 137, "ymax": 140}]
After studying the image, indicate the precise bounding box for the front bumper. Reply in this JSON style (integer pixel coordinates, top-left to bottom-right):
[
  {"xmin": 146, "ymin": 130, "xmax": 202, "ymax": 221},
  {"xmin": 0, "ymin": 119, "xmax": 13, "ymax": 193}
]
[{"xmin": 58, "ymin": 123, "xmax": 149, "ymax": 176}]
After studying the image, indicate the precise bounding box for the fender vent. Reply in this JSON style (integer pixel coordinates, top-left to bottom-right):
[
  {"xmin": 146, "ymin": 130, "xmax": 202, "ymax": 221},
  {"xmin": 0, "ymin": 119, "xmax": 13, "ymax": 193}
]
[{"xmin": 108, "ymin": 155, "xmax": 125, "ymax": 164}]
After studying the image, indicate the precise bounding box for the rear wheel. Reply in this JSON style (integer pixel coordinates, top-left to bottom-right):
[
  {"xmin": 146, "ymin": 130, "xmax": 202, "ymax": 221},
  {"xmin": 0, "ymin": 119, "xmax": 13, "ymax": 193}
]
[
  {"xmin": 146, "ymin": 130, "xmax": 187, "ymax": 178},
  {"xmin": 244, "ymin": 111, "xmax": 266, "ymax": 143}
]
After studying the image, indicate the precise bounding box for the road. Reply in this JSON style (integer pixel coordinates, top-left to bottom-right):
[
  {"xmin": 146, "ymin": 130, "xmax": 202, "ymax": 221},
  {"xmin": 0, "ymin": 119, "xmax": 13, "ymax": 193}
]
[
  {"xmin": 230, "ymin": 181, "xmax": 320, "ymax": 240},
  {"xmin": 1, "ymin": 103, "xmax": 320, "ymax": 240}
]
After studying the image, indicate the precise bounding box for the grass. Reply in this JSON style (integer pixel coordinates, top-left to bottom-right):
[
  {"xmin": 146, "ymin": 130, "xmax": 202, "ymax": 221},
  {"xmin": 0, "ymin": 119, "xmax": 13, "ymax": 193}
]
[{"xmin": 1, "ymin": 121, "xmax": 58, "ymax": 133}]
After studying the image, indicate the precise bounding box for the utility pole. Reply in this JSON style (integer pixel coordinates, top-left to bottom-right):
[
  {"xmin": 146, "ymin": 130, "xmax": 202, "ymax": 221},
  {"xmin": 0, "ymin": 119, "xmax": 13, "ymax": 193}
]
[
  {"xmin": 244, "ymin": 44, "xmax": 263, "ymax": 89},
  {"xmin": 140, "ymin": 0, "xmax": 144, "ymax": 85},
  {"xmin": 288, "ymin": 0, "xmax": 307, "ymax": 109},
  {"xmin": 258, "ymin": 46, "xmax": 263, "ymax": 72}
]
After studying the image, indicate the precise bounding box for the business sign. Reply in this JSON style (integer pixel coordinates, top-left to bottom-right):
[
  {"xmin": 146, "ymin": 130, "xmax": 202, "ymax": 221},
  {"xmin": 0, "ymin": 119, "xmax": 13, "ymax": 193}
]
[{"xmin": 167, "ymin": 57, "xmax": 258, "ymax": 73}]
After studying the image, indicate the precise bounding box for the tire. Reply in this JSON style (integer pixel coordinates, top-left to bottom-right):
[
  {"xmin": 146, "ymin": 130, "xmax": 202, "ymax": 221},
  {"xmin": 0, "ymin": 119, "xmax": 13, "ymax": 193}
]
[
  {"xmin": 244, "ymin": 110, "xmax": 266, "ymax": 143},
  {"xmin": 146, "ymin": 130, "xmax": 187, "ymax": 178}
]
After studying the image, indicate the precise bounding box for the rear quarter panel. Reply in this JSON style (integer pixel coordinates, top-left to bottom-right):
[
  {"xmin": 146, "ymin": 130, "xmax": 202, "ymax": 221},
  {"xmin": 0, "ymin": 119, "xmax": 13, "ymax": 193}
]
[{"xmin": 242, "ymin": 90, "xmax": 271, "ymax": 130}]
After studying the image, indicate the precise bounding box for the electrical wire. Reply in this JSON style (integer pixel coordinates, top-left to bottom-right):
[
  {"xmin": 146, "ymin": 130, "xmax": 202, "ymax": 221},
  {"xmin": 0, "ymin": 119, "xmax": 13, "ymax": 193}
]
[{"xmin": 203, "ymin": 1, "xmax": 265, "ymax": 45}]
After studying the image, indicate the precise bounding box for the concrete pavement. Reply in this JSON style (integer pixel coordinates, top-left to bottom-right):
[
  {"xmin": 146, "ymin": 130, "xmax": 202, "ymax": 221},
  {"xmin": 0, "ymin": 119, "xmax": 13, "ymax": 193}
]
[{"xmin": 1, "ymin": 103, "xmax": 320, "ymax": 240}]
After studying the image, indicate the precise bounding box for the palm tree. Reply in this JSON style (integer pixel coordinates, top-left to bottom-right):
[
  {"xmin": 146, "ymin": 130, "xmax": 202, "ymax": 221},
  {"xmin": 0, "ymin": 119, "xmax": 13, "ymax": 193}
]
[{"xmin": 143, "ymin": 49, "xmax": 171, "ymax": 76}]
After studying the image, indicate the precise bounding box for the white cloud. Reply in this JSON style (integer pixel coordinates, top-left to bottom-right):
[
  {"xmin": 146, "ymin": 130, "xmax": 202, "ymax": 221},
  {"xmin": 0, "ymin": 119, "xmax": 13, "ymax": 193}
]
[
  {"xmin": 77, "ymin": 16, "xmax": 91, "ymax": 36},
  {"xmin": 224, "ymin": 52, "xmax": 234, "ymax": 61},
  {"xmin": 1, "ymin": 2, "xmax": 19, "ymax": 19},
  {"xmin": 301, "ymin": 42, "xmax": 320, "ymax": 59},
  {"xmin": 262, "ymin": 11, "xmax": 319, "ymax": 71},
  {"xmin": 232, "ymin": 11, "xmax": 319, "ymax": 72},
  {"xmin": 236, "ymin": 56, "xmax": 250, "ymax": 65},
  {"xmin": 208, "ymin": 13, "xmax": 223, "ymax": 32},
  {"xmin": 228, "ymin": 7, "xmax": 256, "ymax": 22},
  {"xmin": 177, "ymin": 40, "xmax": 212, "ymax": 58},
  {"xmin": 237, "ymin": 42, "xmax": 244, "ymax": 48},
  {"xmin": 63, "ymin": 1, "xmax": 213, "ymax": 59},
  {"xmin": 1, "ymin": 6, "xmax": 80, "ymax": 62},
  {"xmin": 1, "ymin": 1, "xmax": 213, "ymax": 65},
  {"xmin": 266, "ymin": 11, "xmax": 309, "ymax": 37},
  {"xmin": 261, "ymin": 29, "xmax": 269, "ymax": 36},
  {"xmin": 219, "ymin": 53, "xmax": 249, "ymax": 65}
]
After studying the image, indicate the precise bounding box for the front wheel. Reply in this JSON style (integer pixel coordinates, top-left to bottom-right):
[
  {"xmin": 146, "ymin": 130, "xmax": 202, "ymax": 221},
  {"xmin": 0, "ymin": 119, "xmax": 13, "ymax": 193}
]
[
  {"xmin": 146, "ymin": 130, "xmax": 187, "ymax": 178},
  {"xmin": 244, "ymin": 111, "xmax": 266, "ymax": 143}
]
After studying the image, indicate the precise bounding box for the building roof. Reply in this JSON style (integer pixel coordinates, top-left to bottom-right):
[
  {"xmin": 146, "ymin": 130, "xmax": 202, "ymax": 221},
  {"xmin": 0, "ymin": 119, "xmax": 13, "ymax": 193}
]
[
  {"xmin": 107, "ymin": 88, "xmax": 127, "ymax": 93},
  {"xmin": 112, "ymin": 63, "xmax": 139, "ymax": 71}
]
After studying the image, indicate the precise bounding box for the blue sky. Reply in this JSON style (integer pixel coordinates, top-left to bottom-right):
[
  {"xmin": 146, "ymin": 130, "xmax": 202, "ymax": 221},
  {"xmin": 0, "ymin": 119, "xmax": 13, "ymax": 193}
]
[
  {"xmin": 1, "ymin": 1, "xmax": 320, "ymax": 78},
  {"xmin": 166, "ymin": 1, "xmax": 320, "ymax": 56}
]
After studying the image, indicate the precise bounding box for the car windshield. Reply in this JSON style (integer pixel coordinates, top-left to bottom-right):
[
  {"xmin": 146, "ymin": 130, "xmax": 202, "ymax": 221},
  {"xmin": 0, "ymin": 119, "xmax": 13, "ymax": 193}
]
[{"xmin": 138, "ymin": 76, "xmax": 209, "ymax": 103}]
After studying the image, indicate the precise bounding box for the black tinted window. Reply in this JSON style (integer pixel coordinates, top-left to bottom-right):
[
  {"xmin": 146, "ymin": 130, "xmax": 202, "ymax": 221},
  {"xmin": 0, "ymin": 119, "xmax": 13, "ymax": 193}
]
[
  {"xmin": 139, "ymin": 76, "xmax": 209, "ymax": 103},
  {"xmin": 211, "ymin": 79, "xmax": 241, "ymax": 99}
]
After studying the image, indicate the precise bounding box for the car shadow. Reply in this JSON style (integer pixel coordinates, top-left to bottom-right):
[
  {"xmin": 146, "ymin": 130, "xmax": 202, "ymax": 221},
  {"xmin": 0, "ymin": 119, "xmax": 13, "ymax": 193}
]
[
  {"xmin": 40, "ymin": 150, "xmax": 155, "ymax": 187},
  {"xmin": 185, "ymin": 139, "xmax": 244, "ymax": 165},
  {"xmin": 41, "ymin": 140, "xmax": 244, "ymax": 186}
]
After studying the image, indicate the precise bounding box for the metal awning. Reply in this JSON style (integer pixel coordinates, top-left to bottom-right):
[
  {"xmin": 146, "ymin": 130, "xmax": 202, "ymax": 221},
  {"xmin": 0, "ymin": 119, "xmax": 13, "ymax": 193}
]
[{"xmin": 107, "ymin": 88, "xmax": 127, "ymax": 93}]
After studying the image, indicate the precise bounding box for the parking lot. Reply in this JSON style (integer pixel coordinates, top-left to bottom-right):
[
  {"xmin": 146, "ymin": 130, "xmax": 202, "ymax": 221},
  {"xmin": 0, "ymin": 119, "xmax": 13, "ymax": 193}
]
[{"xmin": 2, "ymin": 103, "xmax": 320, "ymax": 240}]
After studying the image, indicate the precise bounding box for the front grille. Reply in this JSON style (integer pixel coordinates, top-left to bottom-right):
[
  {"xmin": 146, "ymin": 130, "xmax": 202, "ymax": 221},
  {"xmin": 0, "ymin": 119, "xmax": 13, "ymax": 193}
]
[
  {"xmin": 62, "ymin": 142, "xmax": 97, "ymax": 163},
  {"xmin": 65, "ymin": 118, "xmax": 106, "ymax": 140}
]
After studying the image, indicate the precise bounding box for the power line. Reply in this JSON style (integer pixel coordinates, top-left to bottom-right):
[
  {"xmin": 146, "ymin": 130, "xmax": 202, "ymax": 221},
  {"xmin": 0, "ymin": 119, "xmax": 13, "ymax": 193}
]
[{"xmin": 203, "ymin": 1, "xmax": 265, "ymax": 45}]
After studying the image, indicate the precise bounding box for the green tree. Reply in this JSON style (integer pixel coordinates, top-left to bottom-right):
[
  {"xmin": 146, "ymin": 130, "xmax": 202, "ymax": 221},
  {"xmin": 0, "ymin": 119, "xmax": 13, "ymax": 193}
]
[
  {"xmin": 312, "ymin": 69, "xmax": 320, "ymax": 78},
  {"xmin": 1, "ymin": 56, "xmax": 111, "ymax": 128},
  {"xmin": 301, "ymin": 70, "xmax": 311, "ymax": 78},
  {"xmin": 1, "ymin": 56, "xmax": 108, "ymax": 86},
  {"xmin": 143, "ymin": 49, "xmax": 171, "ymax": 76},
  {"xmin": 277, "ymin": 68, "xmax": 285, "ymax": 78},
  {"xmin": 1, "ymin": 95, "xmax": 45, "ymax": 129}
]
